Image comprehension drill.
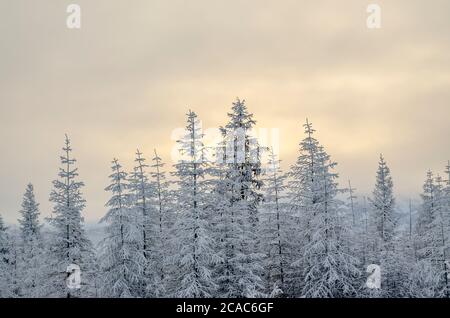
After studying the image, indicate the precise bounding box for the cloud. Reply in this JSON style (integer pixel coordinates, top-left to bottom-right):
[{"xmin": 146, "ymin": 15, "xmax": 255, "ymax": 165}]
[{"xmin": 0, "ymin": 0, "xmax": 449, "ymax": 223}]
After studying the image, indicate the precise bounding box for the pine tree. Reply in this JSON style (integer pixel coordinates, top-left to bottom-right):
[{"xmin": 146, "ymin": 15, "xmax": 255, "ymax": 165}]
[
  {"xmin": 0, "ymin": 214, "xmax": 13, "ymax": 298},
  {"xmin": 128, "ymin": 149, "xmax": 157, "ymax": 296},
  {"xmin": 416, "ymin": 171, "xmax": 436, "ymax": 259},
  {"xmin": 443, "ymin": 161, "xmax": 450, "ymax": 297},
  {"xmin": 360, "ymin": 196, "xmax": 370, "ymax": 267},
  {"xmin": 6, "ymin": 231, "xmax": 21, "ymax": 297},
  {"xmin": 408, "ymin": 199, "xmax": 418, "ymax": 262},
  {"xmin": 396, "ymin": 199, "xmax": 418, "ymax": 297},
  {"xmin": 149, "ymin": 149, "xmax": 173, "ymax": 297},
  {"xmin": 415, "ymin": 170, "xmax": 449, "ymax": 297},
  {"xmin": 368, "ymin": 155, "xmax": 396, "ymax": 249},
  {"xmin": 367, "ymin": 154, "xmax": 399, "ymax": 297},
  {"xmin": 17, "ymin": 183, "xmax": 45, "ymax": 297},
  {"xmin": 168, "ymin": 110, "xmax": 220, "ymax": 297},
  {"xmin": 407, "ymin": 259, "xmax": 443, "ymax": 297},
  {"xmin": 214, "ymin": 99, "xmax": 266, "ymax": 297},
  {"xmin": 347, "ymin": 180, "xmax": 357, "ymax": 227},
  {"xmin": 45, "ymin": 135, "xmax": 97, "ymax": 298},
  {"xmin": 99, "ymin": 159, "xmax": 145, "ymax": 298},
  {"xmin": 288, "ymin": 120, "xmax": 359, "ymax": 297},
  {"xmin": 391, "ymin": 213, "xmax": 415, "ymax": 297},
  {"xmin": 287, "ymin": 119, "xmax": 321, "ymax": 296},
  {"xmin": 259, "ymin": 148, "xmax": 290, "ymax": 296},
  {"xmin": 343, "ymin": 182, "xmax": 375, "ymax": 297}
]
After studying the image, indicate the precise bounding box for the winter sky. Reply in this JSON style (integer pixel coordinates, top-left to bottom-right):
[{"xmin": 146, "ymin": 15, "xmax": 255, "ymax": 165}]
[{"xmin": 1, "ymin": 0, "xmax": 449, "ymax": 223}]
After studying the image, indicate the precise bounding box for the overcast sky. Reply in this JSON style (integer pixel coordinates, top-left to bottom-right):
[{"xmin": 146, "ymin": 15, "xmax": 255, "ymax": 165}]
[{"xmin": 1, "ymin": 0, "xmax": 449, "ymax": 224}]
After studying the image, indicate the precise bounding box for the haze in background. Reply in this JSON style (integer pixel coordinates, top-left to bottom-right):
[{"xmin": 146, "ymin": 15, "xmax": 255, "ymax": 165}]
[{"xmin": 1, "ymin": 0, "xmax": 449, "ymax": 223}]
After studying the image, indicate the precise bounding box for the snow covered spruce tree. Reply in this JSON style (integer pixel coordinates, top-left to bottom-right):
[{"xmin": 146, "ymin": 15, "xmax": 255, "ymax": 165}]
[
  {"xmin": 366, "ymin": 155, "xmax": 405, "ymax": 297},
  {"xmin": 345, "ymin": 193, "xmax": 372, "ymax": 281},
  {"xmin": 414, "ymin": 170, "xmax": 449, "ymax": 297},
  {"xmin": 443, "ymin": 161, "xmax": 450, "ymax": 190},
  {"xmin": 214, "ymin": 98, "xmax": 266, "ymax": 298},
  {"xmin": 167, "ymin": 110, "xmax": 220, "ymax": 298},
  {"xmin": 149, "ymin": 149, "xmax": 173, "ymax": 297},
  {"xmin": 99, "ymin": 159, "xmax": 146, "ymax": 298},
  {"xmin": 45, "ymin": 135, "xmax": 98, "ymax": 298},
  {"xmin": 288, "ymin": 120, "xmax": 360, "ymax": 298},
  {"xmin": 407, "ymin": 258, "xmax": 443, "ymax": 297},
  {"xmin": 358, "ymin": 197, "xmax": 371, "ymax": 267},
  {"xmin": 6, "ymin": 232, "xmax": 20, "ymax": 297},
  {"xmin": 128, "ymin": 149, "xmax": 158, "ymax": 297},
  {"xmin": 392, "ymin": 200, "xmax": 418, "ymax": 297},
  {"xmin": 347, "ymin": 180, "xmax": 358, "ymax": 228},
  {"xmin": 444, "ymin": 161, "xmax": 450, "ymax": 297},
  {"xmin": 0, "ymin": 214, "xmax": 14, "ymax": 298},
  {"xmin": 344, "ymin": 182, "xmax": 372, "ymax": 291},
  {"xmin": 415, "ymin": 171, "xmax": 436, "ymax": 260},
  {"xmin": 17, "ymin": 183, "xmax": 45, "ymax": 297},
  {"xmin": 259, "ymin": 148, "xmax": 290, "ymax": 296}
]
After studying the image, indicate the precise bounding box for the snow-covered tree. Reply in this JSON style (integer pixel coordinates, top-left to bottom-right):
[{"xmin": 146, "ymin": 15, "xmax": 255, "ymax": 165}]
[
  {"xmin": 168, "ymin": 110, "xmax": 220, "ymax": 298},
  {"xmin": 0, "ymin": 214, "xmax": 14, "ymax": 298},
  {"xmin": 3, "ymin": 101, "xmax": 450, "ymax": 299},
  {"xmin": 288, "ymin": 120, "xmax": 360, "ymax": 297},
  {"xmin": 214, "ymin": 99, "xmax": 266, "ymax": 298},
  {"xmin": 347, "ymin": 180, "xmax": 357, "ymax": 227},
  {"xmin": 407, "ymin": 259, "xmax": 443, "ymax": 298},
  {"xmin": 407, "ymin": 199, "xmax": 418, "ymax": 262},
  {"xmin": 395, "ymin": 200, "xmax": 419, "ymax": 297},
  {"xmin": 129, "ymin": 150, "xmax": 152, "ymax": 259},
  {"xmin": 443, "ymin": 161, "xmax": 450, "ymax": 297},
  {"xmin": 416, "ymin": 171, "xmax": 437, "ymax": 260},
  {"xmin": 368, "ymin": 155, "xmax": 396, "ymax": 249},
  {"xmin": 6, "ymin": 231, "xmax": 21, "ymax": 297},
  {"xmin": 349, "ymin": 195, "xmax": 371, "ymax": 285},
  {"xmin": 148, "ymin": 149, "xmax": 173, "ymax": 297},
  {"xmin": 45, "ymin": 135, "xmax": 98, "ymax": 298},
  {"xmin": 415, "ymin": 170, "xmax": 449, "ymax": 297},
  {"xmin": 18, "ymin": 184, "xmax": 41, "ymax": 243},
  {"xmin": 367, "ymin": 155, "xmax": 401, "ymax": 297},
  {"xmin": 343, "ymin": 183, "xmax": 375, "ymax": 297},
  {"xmin": 99, "ymin": 159, "xmax": 145, "ymax": 298},
  {"xmin": 128, "ymin": 149, "xmax": 158, "ymax": 297},
  {"xmin": 151, "ymin": 150, "xmax": 172, "ymax": 234},
  {"xmin": 259, "ymin": 148, "xmax": 290, "ymax": 296},
  {"xmin": 17, "ymin": 183, "xmax": 45, "ymax": 297}
]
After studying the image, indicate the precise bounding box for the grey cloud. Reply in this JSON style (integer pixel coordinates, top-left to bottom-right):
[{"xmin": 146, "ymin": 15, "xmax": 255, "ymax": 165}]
[{"xmin": 0, "ymin": 0, "xmax": 449, "ymax": 223}]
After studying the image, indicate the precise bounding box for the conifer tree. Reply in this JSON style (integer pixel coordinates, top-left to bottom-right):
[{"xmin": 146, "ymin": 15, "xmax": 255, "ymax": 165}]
[
  {"xmin": 128, "ymin": 150, "xmax": 156, "ymax": 296},
  {"xmin": 0, "ymin": 214, "xmax": 13, "ymax": 298},
  {"xmin": 214, "ymin": 99, "xmax": 266, "ymax": 297},
  {"xmin": 260, "ymin": 148, "xmax": 290, "ymax": 296},
  {"xmin": 347, "ymin": 180, "xmax": 357, "ymax": 227},
  {"xmin": 99, "ymin": 159, "xmax": 145, "ymax": 298},
  {"xmin": 289, "ymin": 120, "xmax": 359, "ymax": 297},
  {"xmin": 17, "ymin": 183, "xmax": 45, "ymax": 297},
  {"xmin": 367, "ymin": 155, "xmax": 400, "ymax": 297},
  {"xmin": 148, "ymin": 149, "xmax": 172, "ymax": 297},
  {"xmin": 168, "ymin": 110, "xmax": 220, "ymax": 297},
  {"xmin": 415, "ymin": 171, "xmax": 449, "ymax": 297},
  {"xmin": 407, "ymin": 259, "xmax": 443, "ymax": 297},
  {"xmin": 45, "ymin": 135, "xmax": 97, "ymax": 298}
]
